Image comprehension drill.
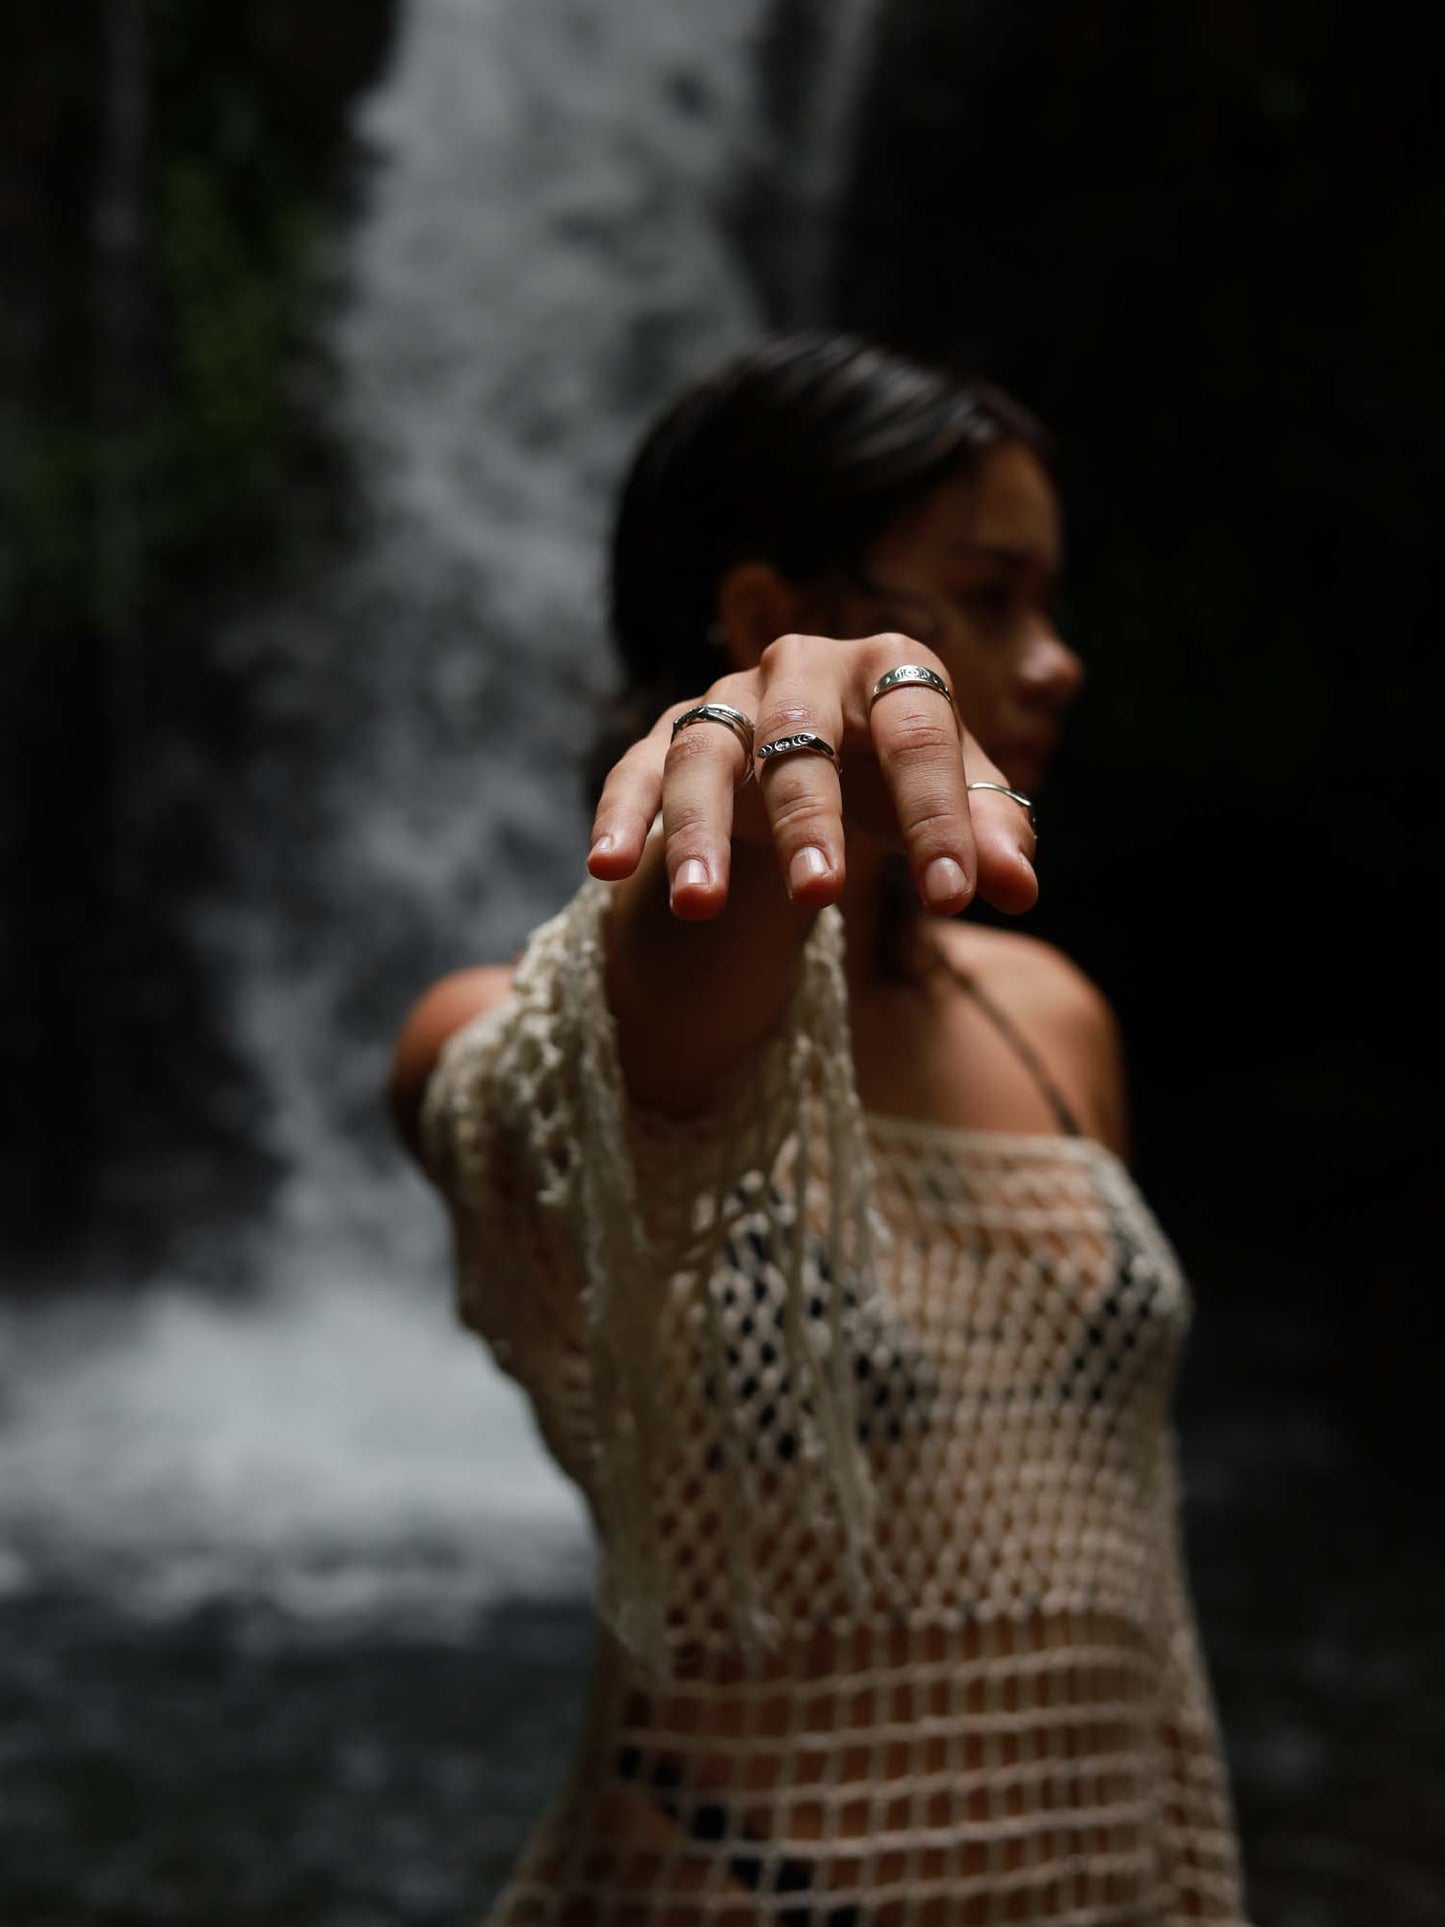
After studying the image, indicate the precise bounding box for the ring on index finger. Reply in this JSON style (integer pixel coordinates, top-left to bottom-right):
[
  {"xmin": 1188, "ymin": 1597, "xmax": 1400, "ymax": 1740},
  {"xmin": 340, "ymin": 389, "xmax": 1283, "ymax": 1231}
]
[
  {"xmin": 671, "ymin": 702, "xmax": 756, "ymax": 785},
  {"xmin": 870, "ymin": 663, "xmax": 958, "ymax": 727}
]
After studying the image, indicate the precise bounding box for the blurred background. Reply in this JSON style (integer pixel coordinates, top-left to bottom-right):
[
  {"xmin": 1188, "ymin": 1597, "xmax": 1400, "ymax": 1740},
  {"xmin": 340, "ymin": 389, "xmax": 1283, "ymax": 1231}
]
[{"xmin": 1, "ymin": 3, "xmax": 1438, "ymax": 1923}]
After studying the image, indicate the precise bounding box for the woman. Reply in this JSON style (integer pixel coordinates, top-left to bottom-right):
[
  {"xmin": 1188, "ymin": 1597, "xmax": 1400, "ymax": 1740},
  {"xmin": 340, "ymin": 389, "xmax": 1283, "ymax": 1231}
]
[{"xmin": 390, "ymin": 335, "xmax": 1250, "ymax": 1924}]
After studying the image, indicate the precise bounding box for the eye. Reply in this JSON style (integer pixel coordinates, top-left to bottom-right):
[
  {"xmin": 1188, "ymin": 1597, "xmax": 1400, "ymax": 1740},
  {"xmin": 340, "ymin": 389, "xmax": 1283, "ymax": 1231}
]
[{"xmin": 952, "ymin": 581, "xmax": 1016, "ymax": 625}]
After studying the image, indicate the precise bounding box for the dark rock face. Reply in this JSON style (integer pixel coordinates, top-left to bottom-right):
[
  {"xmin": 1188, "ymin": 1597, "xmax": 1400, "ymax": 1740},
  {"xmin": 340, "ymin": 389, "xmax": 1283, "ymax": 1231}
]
[
  {"xmin": 0, "ymin": 5, "xmax": 398, "ymax": 1278},
  {"xmin": 834, "ymin": 0, "xmax": 1435, "ymax": 1260}
]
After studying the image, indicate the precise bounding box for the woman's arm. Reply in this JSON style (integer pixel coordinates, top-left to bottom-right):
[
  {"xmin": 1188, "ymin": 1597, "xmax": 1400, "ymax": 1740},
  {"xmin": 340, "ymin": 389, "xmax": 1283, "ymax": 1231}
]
[
  {"xmin": 588, "ymin": 630, "xmax": 1040, "ymax": 1118},
  {"xmin": 388, "ymin": 964, "xmax": 513, "ymax": 1168}
]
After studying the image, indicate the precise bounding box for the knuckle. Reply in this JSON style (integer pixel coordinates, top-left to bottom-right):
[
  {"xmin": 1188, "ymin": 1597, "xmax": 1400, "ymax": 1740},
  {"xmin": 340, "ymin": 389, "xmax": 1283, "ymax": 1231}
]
[
  {"xmin": 766, "ymin": 788, "xmax": 836, "ymax": 842},
  {"xmin": 759, "ymin": 632, "xmax": 802, "ymax": 675},
  {"xmin": 760, "ymin": 631, "xmax": 830, "ymax": 679},
  {"xmin": 865, "ymin": 630, "xmax": 919, "ymax": 667},
  {"xmin": 897, "ymin": 796, "xmax": 962, "ymax": 842},
  {"xmin": 758, "ymin": 702, "xmax": 819, "ymax": 738},
  {"xmin": 663, "ymin": 798, "xmax": 714, "ymax": 841},
  {"xmin": 880, "ymin": 713, "xmax": 958, "ymax": 760},
  {"xmin": 710, "ymin": 670, "xmax": 755, "ymax": 707},
  {"xmin": 865, "ymin": 632, "xmax": 937, "ymax": 677}
]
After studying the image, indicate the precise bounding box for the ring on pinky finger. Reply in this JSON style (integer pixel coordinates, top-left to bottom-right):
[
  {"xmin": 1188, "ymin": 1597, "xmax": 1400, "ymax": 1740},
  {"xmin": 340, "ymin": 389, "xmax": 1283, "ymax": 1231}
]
[{"xmin": 965, "ymin": 780, "xmax": 1037, "ymax": 835}]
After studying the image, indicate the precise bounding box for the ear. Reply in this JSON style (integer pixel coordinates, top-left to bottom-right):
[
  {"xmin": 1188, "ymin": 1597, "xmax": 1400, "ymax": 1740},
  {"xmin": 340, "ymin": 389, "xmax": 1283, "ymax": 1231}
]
[{"xmin": 713, "ymin": 560, "xmax": 810, "ymax": 674}]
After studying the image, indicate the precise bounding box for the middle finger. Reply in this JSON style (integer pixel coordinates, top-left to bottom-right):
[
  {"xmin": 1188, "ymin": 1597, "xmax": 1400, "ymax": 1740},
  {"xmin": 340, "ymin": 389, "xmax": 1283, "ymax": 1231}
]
[{"xmin": 752, "ymin": 640, "xmax": 848, "ymax": 905}]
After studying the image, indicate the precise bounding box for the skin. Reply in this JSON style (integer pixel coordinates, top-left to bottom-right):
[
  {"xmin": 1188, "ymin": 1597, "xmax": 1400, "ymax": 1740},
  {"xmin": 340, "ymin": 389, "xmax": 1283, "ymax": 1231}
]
[{"xmin": 391, "ymin": 440, "xmax": 1127, "ymax": 1161}]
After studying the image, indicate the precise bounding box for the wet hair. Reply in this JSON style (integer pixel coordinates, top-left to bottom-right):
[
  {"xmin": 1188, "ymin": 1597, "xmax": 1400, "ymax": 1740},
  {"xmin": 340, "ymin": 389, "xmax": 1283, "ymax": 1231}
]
[{"xmin": 588, "ymin": 331, "xmax": 1053, "ymax": 975}]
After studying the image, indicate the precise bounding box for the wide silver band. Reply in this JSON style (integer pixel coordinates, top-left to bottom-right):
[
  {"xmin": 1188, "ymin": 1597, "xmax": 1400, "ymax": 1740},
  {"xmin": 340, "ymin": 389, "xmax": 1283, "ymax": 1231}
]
[
  {"xmin": 755, "ymin": 731, "xmax": 842, "ymax": 774},
  {"xmin": 870, "ymin": 663, "xmax": 956, "ymax": 712},
  {"xmin": 670, "ymin": 702, "xmax": 756, "ymax": 782},
  {"xmin": 966, "ymin": 781, "xmax": 1037, "ymax": 834}
]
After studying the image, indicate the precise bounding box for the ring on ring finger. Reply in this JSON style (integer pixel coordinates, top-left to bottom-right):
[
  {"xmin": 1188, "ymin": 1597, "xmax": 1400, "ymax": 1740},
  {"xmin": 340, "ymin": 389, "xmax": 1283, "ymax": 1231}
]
[{"xmin": 754, "ymin": 730, "xmax": 842, "ymax": 777}]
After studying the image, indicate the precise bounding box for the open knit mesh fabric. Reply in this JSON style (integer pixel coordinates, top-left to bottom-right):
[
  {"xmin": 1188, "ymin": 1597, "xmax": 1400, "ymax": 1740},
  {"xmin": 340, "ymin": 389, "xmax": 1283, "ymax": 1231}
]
[{"xmin": 421, "ymin": 876, "xmax": 1249, "ymax": 1925}]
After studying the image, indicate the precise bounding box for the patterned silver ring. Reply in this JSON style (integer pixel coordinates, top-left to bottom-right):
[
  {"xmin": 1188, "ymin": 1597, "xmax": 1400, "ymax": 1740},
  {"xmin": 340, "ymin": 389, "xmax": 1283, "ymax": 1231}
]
[
  {"xmin": 870, "ymin": 664, "xmax": 956, "ymax": 712},
  {"xmin": 966, "ymin": 781, "xmax": 1038, "ymax": 835},
  {"xmin": 755, "ymin": 731, "xmax": 842, "ymax": 775},
  {"xmin": 670, "ymin": 702, "xmax": 756, "ymax": 784}
]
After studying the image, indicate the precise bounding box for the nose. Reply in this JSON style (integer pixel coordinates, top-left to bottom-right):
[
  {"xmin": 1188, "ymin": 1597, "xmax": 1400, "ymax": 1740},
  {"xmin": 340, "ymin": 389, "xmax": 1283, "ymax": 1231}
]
[{"xmin": 1020, "ymin": 622, "xmax": 1085, "ymax": 714}]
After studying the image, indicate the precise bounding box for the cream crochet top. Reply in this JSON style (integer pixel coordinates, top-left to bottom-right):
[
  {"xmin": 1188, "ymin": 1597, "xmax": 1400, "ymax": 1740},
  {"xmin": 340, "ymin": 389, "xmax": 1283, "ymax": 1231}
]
[{"xmin": 421, "ymin": 877, "xmax": 1250, "ymax": 1924}]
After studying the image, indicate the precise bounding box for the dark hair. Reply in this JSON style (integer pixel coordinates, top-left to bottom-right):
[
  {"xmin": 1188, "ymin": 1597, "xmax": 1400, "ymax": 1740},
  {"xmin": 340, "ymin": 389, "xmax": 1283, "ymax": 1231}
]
[
  {"xmin": 589, "ymin": 332, "xmax": 1053, "ymax": 975},
  {"xmin": 592, "ymin": 333, "xmax": 1050, "ymax": 784}
]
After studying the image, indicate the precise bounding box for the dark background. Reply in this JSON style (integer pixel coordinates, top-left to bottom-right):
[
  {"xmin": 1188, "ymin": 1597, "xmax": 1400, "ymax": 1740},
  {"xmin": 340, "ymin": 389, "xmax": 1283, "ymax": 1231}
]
[{"xmin": 2, "ymin": 3, "xmax": 1440, "ymax": 1923}]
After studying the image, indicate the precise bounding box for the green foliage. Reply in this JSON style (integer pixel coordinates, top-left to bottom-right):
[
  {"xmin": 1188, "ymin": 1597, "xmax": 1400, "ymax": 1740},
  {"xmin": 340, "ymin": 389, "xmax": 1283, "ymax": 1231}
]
[
  {"xmin": 149, "ymin": 155, "xmax": 327, "ymax": 571},
  {"xmin": 2, "ymin": 4, "xmax": 394, "ymax": 639}
]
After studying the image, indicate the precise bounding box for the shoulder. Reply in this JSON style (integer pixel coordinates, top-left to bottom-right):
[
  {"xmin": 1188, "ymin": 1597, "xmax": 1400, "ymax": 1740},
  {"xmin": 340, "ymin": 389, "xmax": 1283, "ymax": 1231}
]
[
  {"xmin": 932, "ymin": 920, "xmax": 1131, "ymax": 1159},
  {"xmin": 388, "ymin": 964, "xmax": 517, "ymax": 1165}
]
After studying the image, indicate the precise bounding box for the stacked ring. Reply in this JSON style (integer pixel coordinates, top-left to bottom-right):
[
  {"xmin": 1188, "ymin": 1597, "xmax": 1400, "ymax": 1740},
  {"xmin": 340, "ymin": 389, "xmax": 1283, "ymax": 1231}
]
[
  {"xmin": 755, "ymin": 731, "xmax": 842, "ymax": 774},
  {"xmin": 671, "ymin": 702, "xmax": 757, "ymax": 783},
  {"xmin": 870, "ymin": 664, "xmax": 957, "ymax": 715}
]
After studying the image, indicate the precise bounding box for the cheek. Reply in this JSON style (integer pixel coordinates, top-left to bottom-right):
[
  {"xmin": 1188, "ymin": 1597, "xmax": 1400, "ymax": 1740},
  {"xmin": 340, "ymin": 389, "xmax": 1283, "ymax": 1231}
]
[{"xmin": 939, "ymin": 652, "xmax": 1011, "ymax": 736}]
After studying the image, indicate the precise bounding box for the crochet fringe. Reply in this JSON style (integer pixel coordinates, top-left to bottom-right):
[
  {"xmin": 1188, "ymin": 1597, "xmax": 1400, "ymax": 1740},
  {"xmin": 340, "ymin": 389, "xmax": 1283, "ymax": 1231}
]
[{"xmin": 556, "ymin": 878, "xmax": 880, "ymax": 1685}]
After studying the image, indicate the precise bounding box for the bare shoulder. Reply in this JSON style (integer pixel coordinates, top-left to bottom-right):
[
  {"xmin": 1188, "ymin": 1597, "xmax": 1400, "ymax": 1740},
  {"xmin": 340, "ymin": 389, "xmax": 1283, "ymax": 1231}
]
[
  {"xmin": 932, "ymin": 920, "xmax": 1131, "ymax": 1159},
  {"xmin": 388, "ymin": 963, "xmax": 516, "ymax": 1165},
  {"xmin": 934, "ymin": 920, "xmax": 1115, "ymax": 1028}
]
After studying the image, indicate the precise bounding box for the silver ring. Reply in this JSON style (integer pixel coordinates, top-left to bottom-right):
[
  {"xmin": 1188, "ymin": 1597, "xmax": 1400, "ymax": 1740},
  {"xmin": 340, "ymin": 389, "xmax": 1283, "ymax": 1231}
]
[
  {"xmin": 755, "ymin": 731, "xmax": 842, "ymax": 775},
  {"xmin": 671, "ymin": 702, "xmax": 756, "ymax": 784},
  {"xmin": 966, "ymin": 781, "xmax": 1037, "ymax": 834},
  {"xmin": 870, "ymin": 664, "xmax": 956, "ymax": 712}
]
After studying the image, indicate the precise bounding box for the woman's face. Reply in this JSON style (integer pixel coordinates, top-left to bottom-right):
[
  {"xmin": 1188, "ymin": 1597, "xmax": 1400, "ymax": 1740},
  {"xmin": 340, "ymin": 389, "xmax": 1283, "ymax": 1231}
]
[{"xmin": 831, "ymin": 442, "xmax": 1084, "ymax": 797}]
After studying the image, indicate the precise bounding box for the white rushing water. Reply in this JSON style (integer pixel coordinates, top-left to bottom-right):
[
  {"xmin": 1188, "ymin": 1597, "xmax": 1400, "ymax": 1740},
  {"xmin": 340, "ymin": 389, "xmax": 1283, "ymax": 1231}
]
[{"xmin": 2, "ymin": 0, "xmax": 883, "ymax": 1628}]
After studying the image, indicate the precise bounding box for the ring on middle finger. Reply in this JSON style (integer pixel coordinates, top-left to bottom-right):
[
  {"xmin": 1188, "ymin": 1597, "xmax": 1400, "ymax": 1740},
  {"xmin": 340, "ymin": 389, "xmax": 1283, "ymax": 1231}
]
[
  {"xmin": 754, "ymin": 731, "xmax": 842, "ymax": 777},
  {"xmin": 870, "ymin": 663, "xmax": 957, "ymax": 718}
]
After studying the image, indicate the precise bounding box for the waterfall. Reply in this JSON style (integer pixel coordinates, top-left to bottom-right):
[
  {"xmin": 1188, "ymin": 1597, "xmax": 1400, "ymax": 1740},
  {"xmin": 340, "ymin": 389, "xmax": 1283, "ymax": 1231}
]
[{"xmin": 0, "ymin": 0, "xmax": 881, "ymax": 1629}]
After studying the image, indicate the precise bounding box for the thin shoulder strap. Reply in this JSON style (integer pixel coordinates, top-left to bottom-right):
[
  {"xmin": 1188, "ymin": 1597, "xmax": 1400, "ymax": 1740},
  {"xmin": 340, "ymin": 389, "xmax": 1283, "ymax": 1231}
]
[{"xmin": 933, "ymin": 952, "xmax": 1084, "ymax": 1138}]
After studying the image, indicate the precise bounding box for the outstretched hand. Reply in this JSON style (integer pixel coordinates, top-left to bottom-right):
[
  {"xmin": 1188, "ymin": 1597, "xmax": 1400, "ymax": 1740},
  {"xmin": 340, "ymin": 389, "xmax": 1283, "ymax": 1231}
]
[{"xmin": 586, "ymin": 631, "xmax": 1040, "ymax": 921}]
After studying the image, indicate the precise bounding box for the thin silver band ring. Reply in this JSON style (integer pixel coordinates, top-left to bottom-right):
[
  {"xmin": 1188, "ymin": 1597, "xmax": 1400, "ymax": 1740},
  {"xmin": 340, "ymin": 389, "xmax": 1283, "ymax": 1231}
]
[
  {"xmin": 966, "ymin": 781, "xmax": 1038, "ymax": 834},
  {"xmin": 755, "ymin": 731, "xmax": 842, "ymax": 775}
]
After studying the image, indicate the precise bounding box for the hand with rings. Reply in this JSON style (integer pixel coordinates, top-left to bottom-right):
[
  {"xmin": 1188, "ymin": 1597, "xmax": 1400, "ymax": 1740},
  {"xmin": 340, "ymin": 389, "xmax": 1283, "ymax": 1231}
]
[{"xmin": 588, "ymin": 632, "xmax": 1039, "ymax": 920}]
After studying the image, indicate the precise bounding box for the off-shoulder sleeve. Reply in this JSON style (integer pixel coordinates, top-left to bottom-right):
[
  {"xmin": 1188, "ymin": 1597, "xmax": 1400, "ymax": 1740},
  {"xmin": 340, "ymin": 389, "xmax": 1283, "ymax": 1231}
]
[
  {"xmin": 418, "ymin": 874, "xmax": 884, "ymax": 1683},
  {"xmin": 1149, "ymin": 1427, "xmax": 1253, "ymax": 1923}
]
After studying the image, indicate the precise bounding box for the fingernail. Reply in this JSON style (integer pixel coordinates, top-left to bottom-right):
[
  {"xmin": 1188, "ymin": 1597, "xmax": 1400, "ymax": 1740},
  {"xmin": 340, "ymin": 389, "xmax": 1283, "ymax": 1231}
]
[
  {"xmin": 675, "ymin": 857, "xmax": 709, "ymax": 892},
  {"xmin": 590, "ymin": 833, "xmax": 615, "ymax": 858},
  {"xmin": 788, "ymin": 845, "xmax": 831, "ymax": 897},
  {"xmin": 924, "ymin": 856, "xmax": 970, "ymax": 906}
]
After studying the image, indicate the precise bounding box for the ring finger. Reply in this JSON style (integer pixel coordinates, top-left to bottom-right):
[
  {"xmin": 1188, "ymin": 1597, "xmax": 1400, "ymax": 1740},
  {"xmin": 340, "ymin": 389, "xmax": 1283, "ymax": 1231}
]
[{"xmin": 752, "ymin": 675, "xmax": 847, "ymax": 905}]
